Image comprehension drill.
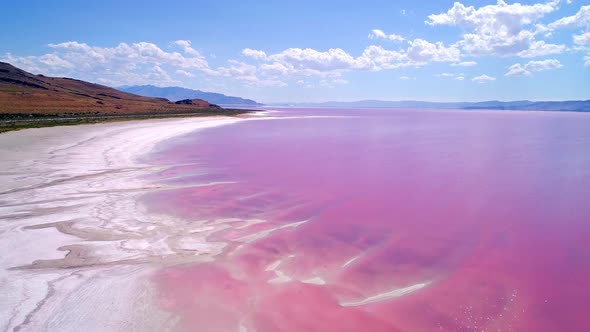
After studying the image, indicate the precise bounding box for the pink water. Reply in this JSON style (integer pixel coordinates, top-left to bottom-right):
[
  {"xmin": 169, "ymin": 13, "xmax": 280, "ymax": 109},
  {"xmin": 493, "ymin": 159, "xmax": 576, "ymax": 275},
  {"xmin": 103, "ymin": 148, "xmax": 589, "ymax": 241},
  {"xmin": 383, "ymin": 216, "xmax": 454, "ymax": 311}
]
[{"xmin": 144, "ymin": 109, "xmax": 590, "ymax": 331}]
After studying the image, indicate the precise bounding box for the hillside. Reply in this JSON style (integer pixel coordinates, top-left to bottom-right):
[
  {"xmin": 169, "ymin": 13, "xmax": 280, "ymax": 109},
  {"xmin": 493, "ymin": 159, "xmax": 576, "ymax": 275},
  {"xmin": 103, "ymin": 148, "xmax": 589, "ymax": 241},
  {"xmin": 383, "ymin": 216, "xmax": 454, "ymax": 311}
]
[
  {"xmin": 119, "ymin": 85, "xmax": 262, "ymax": 106},
  {"xmin": 0, "ymin": 62, "xmax": 219, "ymax": 116}
]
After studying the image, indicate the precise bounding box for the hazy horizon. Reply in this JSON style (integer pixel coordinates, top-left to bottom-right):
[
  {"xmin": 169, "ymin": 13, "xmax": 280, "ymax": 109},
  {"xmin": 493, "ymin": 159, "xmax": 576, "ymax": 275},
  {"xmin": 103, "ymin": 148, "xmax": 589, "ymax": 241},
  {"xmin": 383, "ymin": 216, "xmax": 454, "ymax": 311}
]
[{"xmin": 116, "ymin": 83, "xmax": 590, "ymax": 104}]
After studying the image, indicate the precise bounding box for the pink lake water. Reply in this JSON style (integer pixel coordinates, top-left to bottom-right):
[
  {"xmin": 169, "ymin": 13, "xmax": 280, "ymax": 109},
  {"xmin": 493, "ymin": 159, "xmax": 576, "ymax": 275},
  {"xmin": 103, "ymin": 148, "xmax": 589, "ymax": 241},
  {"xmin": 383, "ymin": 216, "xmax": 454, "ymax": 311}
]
[{"xmin": 143, "ymin": 109, "xmax": 590, "ymax": 332}]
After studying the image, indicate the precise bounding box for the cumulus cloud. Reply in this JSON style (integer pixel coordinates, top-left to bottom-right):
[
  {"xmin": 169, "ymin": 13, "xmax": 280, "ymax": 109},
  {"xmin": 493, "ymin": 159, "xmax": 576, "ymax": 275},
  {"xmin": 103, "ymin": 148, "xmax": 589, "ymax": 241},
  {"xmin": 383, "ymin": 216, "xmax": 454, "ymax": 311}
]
[
  {"xmin": 359, "ymin": 45, "xmax": 407, "ymax": 70},
  {"xmin": 2, "ymin": 41, "xmax": 212, "ymax": 86},
  {"xmin": 215, "ymin": 60, "xmax": 287, "ymax": 87},
  {"xmin": 573, "ymin": 31, "xmax": 590, "ymax": 45},
  {"xmin": 175, "ymin": 69, "xmax": 195, "ymax": 77},
  {"xmin": 259, "ymin": 62, "xmax": 292, "ymax": 76},
  {"xmin": 516, "ymin": 40, "xmax": 566, "ymax": 57},
  {"xmin": 472, "ymin": 74, "xmax": 496, "ymax": 83},
  {"xmin": 37, "ymin": 53, "xmax": 75, "ymax": 69},
  {"xmin": 426, "ymin": 0, "xmax": 560, "ymax": 27},
  {"xmin": 242, "ymin": 48, "xmax": 268, "ymax": 60},
  {"xmin": 451, "ymin": 61, "xmax": 477, "ymax": 66},
  {"xmin": 426, "ymin": 1, "xmax": 565, "ymax": 57},
  {"xmin": 7, "ymin": 3, "xmax": 589, "ymax": 93},
  {"xmin": 245, "ymin": 39, "xmax": 460, "ymax": 79},
  {"xmin": 331, "ymin": 78, "xmax": 349, "ymax": 84},
  {"xmin": 173, "ymin": 40, "xmax": 202, "ymax": 56},
  {"xmin": 436, "ymin": 72, "xmax": 466, "ymax": 80},
  {"xmin": 0, "ymin": 40, "xmax": 291, "ymax": 88},
  {"xmin": 267, "ymin": 47, "xmax": 364, "ymax": 72},
  {"xmin": 368, "ymin": 29, "xmax": 405, "ymax": 42},
  {"xmin": 505, "ymin": 58, "xmax": 563, "ymax": 76},
  {"xmin": 44, "ymin": 40, "xmax": 213, "ymax": 69},
  {"xmin": 318, "ymin": 78, "xmax": 349, "ymax": 88},
  {"xmin": 406, "ymin": 39, "xmax": 460, "ymax": 62},
  {"xmin": 216, "ymin": 60, "xmax": 254, "ymax": 80},
  {"xmin": 549, "ymin": 5, "xmax": 590, "ymax": 29},
  {"xmin": 548, "ymin": 5, "xmax": 590, "ymax": 64}
]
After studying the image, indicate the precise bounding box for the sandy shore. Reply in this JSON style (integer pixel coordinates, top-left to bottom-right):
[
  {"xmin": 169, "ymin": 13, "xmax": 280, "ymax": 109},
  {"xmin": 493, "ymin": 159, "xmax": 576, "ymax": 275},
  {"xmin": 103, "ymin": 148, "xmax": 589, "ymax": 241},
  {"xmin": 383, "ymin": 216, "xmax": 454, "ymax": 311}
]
[{"xmin": 0, "ymin": 117, "xmax": 242, "ymax": 331}]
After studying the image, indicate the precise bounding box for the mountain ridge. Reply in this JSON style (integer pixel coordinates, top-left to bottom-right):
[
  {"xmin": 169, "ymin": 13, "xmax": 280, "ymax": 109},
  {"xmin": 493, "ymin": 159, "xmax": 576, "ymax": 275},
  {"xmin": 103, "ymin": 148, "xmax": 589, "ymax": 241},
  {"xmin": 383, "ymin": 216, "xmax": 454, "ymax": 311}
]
[{"xmin": 119, "ymin": 85, "xmax": 262, "ymax": 106}]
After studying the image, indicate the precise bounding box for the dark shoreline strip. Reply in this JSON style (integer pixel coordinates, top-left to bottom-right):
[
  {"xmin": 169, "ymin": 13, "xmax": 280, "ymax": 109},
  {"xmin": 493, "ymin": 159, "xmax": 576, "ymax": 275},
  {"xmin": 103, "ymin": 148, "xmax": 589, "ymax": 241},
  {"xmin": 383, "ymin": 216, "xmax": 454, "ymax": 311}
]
[{"xmin": 0, "ymin": 109, "xmax": 254, "ymax": 133}]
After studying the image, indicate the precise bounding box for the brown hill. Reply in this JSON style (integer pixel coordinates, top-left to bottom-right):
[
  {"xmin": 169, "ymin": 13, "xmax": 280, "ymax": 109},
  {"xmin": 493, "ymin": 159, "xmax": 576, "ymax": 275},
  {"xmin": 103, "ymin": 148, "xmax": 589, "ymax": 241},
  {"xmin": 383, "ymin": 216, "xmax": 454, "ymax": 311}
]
[
  {"xmin": 0, "ymin": 62, "xmax": 216, "ymax": 115},
  {"xmin": 174, "ymin": 99, "xmax": 213, "ymax": 107}
]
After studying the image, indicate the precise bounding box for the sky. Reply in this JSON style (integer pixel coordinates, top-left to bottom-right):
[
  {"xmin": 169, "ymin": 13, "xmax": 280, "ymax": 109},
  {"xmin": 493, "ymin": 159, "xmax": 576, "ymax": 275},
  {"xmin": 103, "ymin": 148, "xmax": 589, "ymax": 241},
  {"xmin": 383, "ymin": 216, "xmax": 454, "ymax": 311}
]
[{"xmin": 1, "ymin": 0, "xmax": 589, "ymax": 103}]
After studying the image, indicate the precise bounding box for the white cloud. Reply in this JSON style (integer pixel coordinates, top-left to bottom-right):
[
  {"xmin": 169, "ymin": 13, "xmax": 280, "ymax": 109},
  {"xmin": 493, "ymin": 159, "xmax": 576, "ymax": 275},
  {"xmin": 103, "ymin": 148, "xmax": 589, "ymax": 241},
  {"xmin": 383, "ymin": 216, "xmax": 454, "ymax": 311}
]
[
  {"xmin": 47, "ymin": 41, "xmax": 210, "ymax": 70},
  {"xmin": 38, "ymin": 53, "xmax": 75, "ymax": 69},
  {"xmin": 368, "ymin": 29, "xmax": 405, "ymax": 42},
  {"xmin": 548, "ymin": 5, "xmax": 590, "ymax": 29},
  {"xmin": 534, "ymin": 23, "xmax": 554, "ymax": 37},
  {"xmin": 260, "ymin": 45, "xmax": 404, "ymax": 74},
  {"xmin": 215, "ymin": 60, "xmax": 287, "ymax": 87},
  {"xmin": 368, "ymin": 29, "xmax": 386, "ymax": 39},
  {"xmin": 451, "ymin": 61, "xmax": 477, "ymax": 67},
  {"xmin": 318, "ymin": 78, "xmax": 349, "ymax": 88},
  {"xmin": 233, "ymin": 38, "xmax": 461, "ymax": 81},
  {"xmin": 573, "ymin": 31, "xmax": 590, "ymax": 45},
  {"xmin": 426, "ymin": 1, "xmax": 565, "ymax": 57},
  {"xmin": 1, "ymin": 40, "xmax": 290, "ymax": 88},
  {"xmin": 173, "ymin": 40, "xmax": 202, "ymax": 56},
  {"xmin": 426, "ymin": 1, "xmax": 560, "ymax": 27},
  {"xmin": 472, "ymin": 74, "xmax": 496, "ymax": 83},
  {"xmin": 359, "ymin": 45, "xmax": 408, "ymax": 70},
  {"xmin": 406, "ymin": 39, "xmax": 461, "ymax": 62},
  {"xmin": 151, "ymin": 65, "xmax": 172, "ymax": 81},
  {"xmin": 436, "ymin": 72, "xmax": 466, "ymax": 80},
  {"xmin": 267, "ymin": 47, "xmax": 364, "ymax": 72},
  {"xmin": 517, "ymin": 40, "xmax": 566, "ymax": 57},
  {"xmin": 2, "ymin": 32, "xmax": 470, "ymax": 90},
  {"xmin": 2, "ymin": 41, "xmax": 211, "ymax": 86},
  {"xmin": 242, "ymin": 48, "xmax": 268, "ymax": 60},
  {"xmin": 548, "ymin": 5, "xmax": 590, "ymax": 65},
  {"xmin": 505, "ymin": 58, "xmax": 563, "ymax": 76},
  {"xmin": 399, "ymin": 76, "xmax": 414, "ymax": 80},
  {"xmin": 259, "ymin": 62, "xmax": 292, "ymax": 76},
  {"xmin": 255, "ymin": 79, "xmax": 288, "ymax": 87},
  {"xmin": 216, "ymin": 60, "xmax": 257, "ymax": 80},
  {"xmin": 175, "ymin": 69, "xmax": 195, "ymax": 77}
]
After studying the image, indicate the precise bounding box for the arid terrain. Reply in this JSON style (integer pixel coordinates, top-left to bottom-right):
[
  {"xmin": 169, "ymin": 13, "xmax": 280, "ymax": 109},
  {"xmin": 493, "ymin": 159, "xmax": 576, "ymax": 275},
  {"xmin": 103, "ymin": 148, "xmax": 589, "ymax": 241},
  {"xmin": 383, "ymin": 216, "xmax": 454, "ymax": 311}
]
[
  {"xmin": 0, "ymin": 62, "xmax": 252, "ymax": 132},
  {"xmin": 0, "ymin": 61, "xmax": 219, "ymax": 115}
]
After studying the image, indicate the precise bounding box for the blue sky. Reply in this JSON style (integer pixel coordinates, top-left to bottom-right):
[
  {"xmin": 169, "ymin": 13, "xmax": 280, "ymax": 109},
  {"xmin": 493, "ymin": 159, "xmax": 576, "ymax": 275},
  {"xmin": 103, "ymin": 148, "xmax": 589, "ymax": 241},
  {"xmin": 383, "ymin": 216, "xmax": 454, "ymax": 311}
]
[{"xmin": 1, "ymin": 0, "xmax": 589, "ymax": 103}]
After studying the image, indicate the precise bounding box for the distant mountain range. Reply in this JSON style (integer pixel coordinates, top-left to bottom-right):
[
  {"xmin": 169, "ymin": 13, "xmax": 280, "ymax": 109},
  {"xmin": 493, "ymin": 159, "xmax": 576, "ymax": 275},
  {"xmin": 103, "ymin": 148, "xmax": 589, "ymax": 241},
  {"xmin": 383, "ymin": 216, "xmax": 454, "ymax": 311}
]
[
  {"xmin": 119, "ymin": 85, "xmax": 262, "ymax": 106},
  {"xmin": 270, "ymin": 100, "xmax": 590, "ymax": 112}
]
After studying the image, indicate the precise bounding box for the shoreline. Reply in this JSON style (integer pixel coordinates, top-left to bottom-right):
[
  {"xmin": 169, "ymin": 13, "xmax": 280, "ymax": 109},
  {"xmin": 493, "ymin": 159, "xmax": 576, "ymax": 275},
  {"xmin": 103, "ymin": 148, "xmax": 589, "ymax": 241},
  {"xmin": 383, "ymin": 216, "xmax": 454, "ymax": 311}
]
[
  {"xmin": 0, "ymin": 116, "xmax": 245, "ymax": 331},
  {"xmin": 0, "ymin": 109, "xmax": 253, "ymax": 134}
]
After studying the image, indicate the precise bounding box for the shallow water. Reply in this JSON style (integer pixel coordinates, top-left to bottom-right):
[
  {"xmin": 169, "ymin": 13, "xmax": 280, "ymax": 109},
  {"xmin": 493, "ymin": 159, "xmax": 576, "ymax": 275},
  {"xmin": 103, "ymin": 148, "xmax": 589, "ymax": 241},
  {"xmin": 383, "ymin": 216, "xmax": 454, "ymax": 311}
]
[{"xmin": 145, "ymin": 108, "xmax": 590, "ymax": 332}]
